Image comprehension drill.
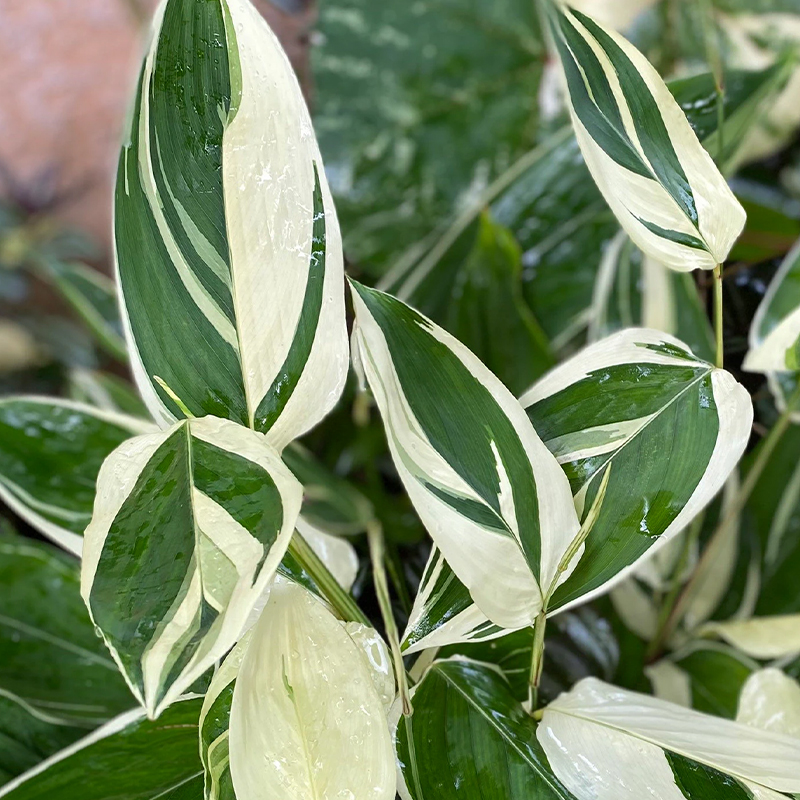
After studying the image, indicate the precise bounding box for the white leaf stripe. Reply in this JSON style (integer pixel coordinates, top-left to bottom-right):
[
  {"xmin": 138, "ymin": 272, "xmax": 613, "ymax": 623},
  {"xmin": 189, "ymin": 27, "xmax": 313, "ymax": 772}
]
[
  {"xmin": 115, "ymin": 0, "xmax": 347, "ymax": 448},
  {"xmin": 81, "ymin": 415, "xmax": 302, "ymax": 718},
  {"xmin": 547, "ymin": 3, "xmax": 745, "ymax": 271},
  {"xmin": 351, "ymin": 281, "xmax": 580, "ymax": 629}
]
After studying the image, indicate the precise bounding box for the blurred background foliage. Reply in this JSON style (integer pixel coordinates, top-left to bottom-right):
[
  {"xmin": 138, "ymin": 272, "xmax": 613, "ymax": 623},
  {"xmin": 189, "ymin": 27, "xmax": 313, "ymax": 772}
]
[{"xmin": 2, "ymin": 0, "xmax": 800, "ymax": 780}]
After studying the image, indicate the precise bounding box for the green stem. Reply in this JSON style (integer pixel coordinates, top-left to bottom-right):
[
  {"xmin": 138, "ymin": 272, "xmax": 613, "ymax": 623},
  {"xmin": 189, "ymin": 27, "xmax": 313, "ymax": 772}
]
[
  {"xmin": 288, "ymin": 531, "xmax": 370, "ymax": 626},
  {"xmin": 713, "ymin": 264, "xmax": 724, "ymax": 369},
  {"xmin": 367, "ymin": 521, "xmax": 413, "ymax": 716},
  {"xmin": 528, "ymin": 611, "xmax": 547, "ymax": 713},
  {"xmin": 649, "ymin": 380, "xmax": 800, "ymax": 659}
]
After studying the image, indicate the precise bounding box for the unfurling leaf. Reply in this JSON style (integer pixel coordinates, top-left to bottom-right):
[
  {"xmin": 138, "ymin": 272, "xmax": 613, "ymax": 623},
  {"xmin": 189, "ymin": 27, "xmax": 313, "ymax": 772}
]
[
  {"xmin": 538, "ymin": 677, "xmax": 800, "ymax": 799},
  {"xmin": 201, "ymin": 581, "xmax": 395, "ymax": 800},
  {"xmin": 744, "ymin": 238, "xmax": 800, "ymax": 374},
  {"xmin": 0, "ymin": 397, "xmax": 155, "ymax": 557},
  {"xmin": 546, "ymin": 3, "xmax": 746, "ymax": 272},
  {"xmin": 115, "ymin": 0, "xmax": 348, "ymax": 448},
  {"xmin": 81, "ymin": 416, "xmax": 302, "ymax": 718},
  {"xmin": 403, "ymin": 329, "xmax": 751, "ymax": 651},
  {"xmin": 350, "ymin": 281, "xmax": 581, "ymax": 630}
]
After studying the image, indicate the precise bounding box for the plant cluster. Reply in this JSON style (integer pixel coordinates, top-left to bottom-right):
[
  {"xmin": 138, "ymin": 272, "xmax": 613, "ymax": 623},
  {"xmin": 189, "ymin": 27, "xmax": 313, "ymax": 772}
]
[{"xmin": 1, "ymin": 0, "xmax": 800, "ymax": 798}]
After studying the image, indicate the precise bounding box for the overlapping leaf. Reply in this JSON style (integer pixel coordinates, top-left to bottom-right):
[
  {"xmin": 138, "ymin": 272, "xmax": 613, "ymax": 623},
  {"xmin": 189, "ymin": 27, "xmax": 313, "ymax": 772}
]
[
  {"xmin": 81, "ymin": 415, "xmax": 302, "ymax": 717},
  {"xmin": 0, "ymin": 697, "xmax": 204, "ymax": 800},
  {"xmin": 115, "ymin": 0, "xmax": 348, "ymax": 447},
  {"xmin": 546, "ymin": 3, "xmax": 746, "ymax": 271},
  {"xmin": 0, "ymin": 397, "xmax": 154, "ymax": 556},
  {"xmin": 200, "ymin": 580, "xmax": 395, "ymax": 800},
  {"xmin": 351, "ymin": 281, "xmax": 581, "ymax": 630},
  {"xmin": 538, "ymin": 677, "xmax": 800, "ymax": 799}
]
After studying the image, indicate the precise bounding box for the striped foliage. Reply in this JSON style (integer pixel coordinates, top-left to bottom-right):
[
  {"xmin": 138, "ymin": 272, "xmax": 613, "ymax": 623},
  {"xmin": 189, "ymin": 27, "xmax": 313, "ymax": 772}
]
[
  {"xmin": 546, "ymin": 3, "xmax": 746, "ymax": 272},
  {"xmin": 744, "ymin": 237, "xmax": 800, "ymax": 373},
  {"xmin": 0, "ymin": 397, "xmax": 154, "ymax": 557},
  {"xmin": 402, "ymin": 329, "xmax": 751, "ymax": 651},
  {"xmin": 350, "ymin": 281, "xmax": 581, "ymax": 630},
  {"xmin": 115, "ymin": 0, "xmax": 348, "ymax": 448},
  {"xmin": 200, "ymin": 581, "xmax": 395, "ymax": 800},
  {"xmin": 537, "ymin": 677, "xmax": 800, "ymax": 800},
  {"xmin": 81, "ymin": 415, "xmax": 302, "ymax": 718}
]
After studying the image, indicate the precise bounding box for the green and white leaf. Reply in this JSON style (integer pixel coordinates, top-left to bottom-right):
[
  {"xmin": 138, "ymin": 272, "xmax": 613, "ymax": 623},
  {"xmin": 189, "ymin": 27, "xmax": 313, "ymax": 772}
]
[
  {"xmin": 115, "ymin": 0, "xmax": 348, "ymax": 447},
  {"xmin": 546, "ymin": 3, "xmax": 746, "ymax": 272},
  {"xmin": 0, "ymin": 397, "xmax": 153, "ymax": 557},
  {"xmin": 0, "ymin": 697, "xmax": 205, "ymax": 800},
  {"xmin": 538, "ymin": 677, "xmax": 800, "ymax": 799},
  {"xmin": 522, "ymin": 328, "xmax": 752, "ymax": 612},
  {"xmin": 589, "ymin": 231, "xmax": 715, "ymax": 362},
  {"xmin": 81, "ymin": 415, "xmax": 302, "ymax": 718},
  {"xmin": 201, "ymin": 580, "xmax": 395, "ymax": 800},
  {"xmin": 699, "ymin": 615, "xmax": 800, "ymax": 660},
  {"xmin": 351, "ymin": 281, "xmax": 581, "ymax": 630},
  {"xmin": 39, "ymin": 260, "xmax": 127, "ymax": 362},
  {"xmin": 744, "ymin": 237, "xmax": 800, "ymax": 374},
  {"xmin": 394, "ymin": 657, "xmax": 579, "ymax": 800},
  {"xmin": 295, "ymin": 514, "xmax": 359, "ymax": 592}
]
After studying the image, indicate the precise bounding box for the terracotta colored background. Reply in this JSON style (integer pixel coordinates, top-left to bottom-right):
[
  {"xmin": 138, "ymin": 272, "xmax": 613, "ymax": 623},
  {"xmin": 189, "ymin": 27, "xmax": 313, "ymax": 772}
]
[{"xmin": 0, "ymin": 0, "xmax": 312, "ymax": 256}]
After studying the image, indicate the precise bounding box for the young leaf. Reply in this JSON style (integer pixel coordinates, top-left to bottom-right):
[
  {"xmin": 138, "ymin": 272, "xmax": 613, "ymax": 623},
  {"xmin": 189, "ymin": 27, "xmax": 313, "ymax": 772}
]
[
  {"xmin": 394, "ymin": 658, "xmax": 579, "ymax": 800},
  {"xmin": 546, "ymin": 3, "xmax": 746, "ymax": 271},
  {"xmin": 744, "ymin": 237, "xmax": 800, "ymax": 373},
  {"xmin": 350, "ymin": 281, "xmax": 581, "ymax": 630},
  {"xmin": 81, "ymin": 415, "xmax": 303, "ymax": 718},
  {"xmin": 207, "ymin": 580, "xmax": 395, "ymax": 800},
  {"xmin": 115, "ymin": 0, "xmax": 348, "ymax": 447},
  {"xmin": 0, "ymin": 397, "xmax": 154, "ymax": 557},
  {"xmin": 538, "ymin": 677, "xmax": 800, "ymax": 799},
  {"xmin": 699, "ymin": 615, "xmax": 800, "ymax": 660},
  {"xmin": 0, "ymin": 697, "xmax": 204, "ymax": 800}
]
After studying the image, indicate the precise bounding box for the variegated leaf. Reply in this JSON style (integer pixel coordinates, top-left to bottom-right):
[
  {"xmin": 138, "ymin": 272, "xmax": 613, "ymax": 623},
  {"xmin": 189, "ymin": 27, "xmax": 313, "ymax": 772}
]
[
  {"xmin": 546, "ymin": 3, "xmax": 746, "ymax": 272},
  {"xmin": 738, "ymin": 669, "xmax": 800, "ymax": 739},
  {"xmin": 350, "ymin": 281, "xmax": 581, "ymax": 630},
  {"xmin": 538, "ymin": 677, "xmax": 800, "ymax": 799},
  {"xmin": 0, "ymin": 397, "xmax": 154, "ymax": 557},
  {"xmin": 200, "ymin": 580, "xmax": 395, "ymax": 800},
  {"xmin": 81, "ymin": 415, "xmax": 302, "ymax": 718},
  {"xmin": 743, "ymin": 237, "xmax": 800, "ymax": 374},
  {"xmin": 402, "ymin": 328, "xmax": 751, "ymax": 650},
  {"xmin": 115, "ymin": 0, "xmax": 348, "ymax": 448}
]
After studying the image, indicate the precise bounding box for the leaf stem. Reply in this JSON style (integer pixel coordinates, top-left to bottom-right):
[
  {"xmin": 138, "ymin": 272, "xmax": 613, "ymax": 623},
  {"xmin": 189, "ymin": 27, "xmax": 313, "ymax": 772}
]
[
  {"xmin": 288, "ymin": 531, "xmax": 370, "ymax": 626},
  {"xmin": 713, "ymin": 264, "xmax": 724, "ymax": 369},
  {"xmin": 648, "ymin": 380, "xmax": 800, "ymax": 659},
  {"xmin": 527, "ymin": 611, "xmax": 547, "ymax": 712},
  {"xmin": 367, "ymin": 521, "xmax": 413, "ymax": 716}
]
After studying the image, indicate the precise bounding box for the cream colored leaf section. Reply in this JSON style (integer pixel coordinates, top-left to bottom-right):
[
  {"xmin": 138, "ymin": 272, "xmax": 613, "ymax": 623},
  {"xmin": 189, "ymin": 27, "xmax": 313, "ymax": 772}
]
[
  {"xmin": 221, "ymin": 0, "xmax": 348, "ymax": 448},
  {"xmin": 540, "ymin": 677, "xmax": 800, "ymax": 795},
  {"xmin": 738, "ymin": 669, "xmax": 800, "ymax": 739},
  {"xmin": 296, "ymin": 515, "xmax": 359, "ymax": 591},
  {"xmin": 645, "ymin": 661, "xmax": 692, "ymax": 709},
  {"xmin": 229, "ymin": 581, "xmax": 395, "ymax": 800},
  {"xmin": 553, "ymin": 7, "xmax": 745, "ymax": 272},
  {"xmin": 699, "ymin": 615, "xmax": 800, "ymax": 660},
  {"xmin": 345, "ymin": 623, "xmax": 396, "ymax": 710}
]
